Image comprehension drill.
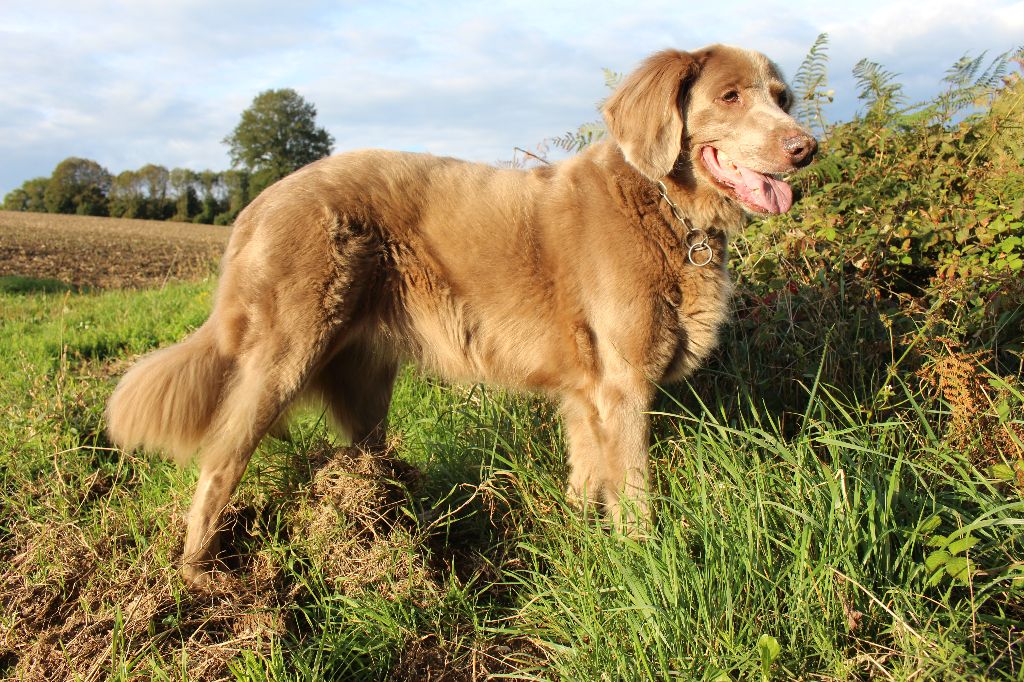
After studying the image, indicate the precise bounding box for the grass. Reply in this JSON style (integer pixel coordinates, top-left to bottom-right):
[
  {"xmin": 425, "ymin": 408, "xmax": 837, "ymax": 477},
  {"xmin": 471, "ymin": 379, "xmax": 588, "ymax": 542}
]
[
  {"xmin": 519, "ymin": 394, "xmax": 1023, "ymax": 680},
  {"xmin": 1, "ymin": 274, "xmax": 1021, "ymax": 681},
  {"xmin": 0, "ymin": 275, "xmax": 76, "ymax": 295}
]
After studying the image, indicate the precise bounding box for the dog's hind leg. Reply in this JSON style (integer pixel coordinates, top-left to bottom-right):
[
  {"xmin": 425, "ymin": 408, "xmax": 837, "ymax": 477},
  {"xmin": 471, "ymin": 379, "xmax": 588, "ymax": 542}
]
[
  {"xmin": 179, "ymin": 322, "xmax": 338, "ymax": 586},
  {"xmin": 316, "ymin": 342, "xmax": 399, "ymax": 451}
]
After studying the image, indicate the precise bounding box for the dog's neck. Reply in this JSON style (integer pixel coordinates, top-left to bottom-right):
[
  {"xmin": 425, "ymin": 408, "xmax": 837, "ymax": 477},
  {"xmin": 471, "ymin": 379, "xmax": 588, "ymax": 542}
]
[
  {"xmin": 660, "ymin": 160, "xmax": 746, "ymax": 235},
  {"xmin": 591, "ymin": 139, "xmax": 745, "ymax": 234},
  {"xmin": 586, "ymin": 141, "xmax": 734, "ymax": 269}
]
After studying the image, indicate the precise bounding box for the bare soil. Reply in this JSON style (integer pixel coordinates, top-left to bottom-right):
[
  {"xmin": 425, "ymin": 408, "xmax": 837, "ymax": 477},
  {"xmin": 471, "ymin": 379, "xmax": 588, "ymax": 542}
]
[{"xmin": 0, "ymin": 211, "xmax": 228, "ymax": 288}]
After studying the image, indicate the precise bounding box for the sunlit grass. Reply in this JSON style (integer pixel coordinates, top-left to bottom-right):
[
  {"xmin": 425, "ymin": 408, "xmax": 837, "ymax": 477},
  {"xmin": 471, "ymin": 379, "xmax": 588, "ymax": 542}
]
[{"xmin": 1, "ymin": 280, "xmax": 1022, "ymax": 680}]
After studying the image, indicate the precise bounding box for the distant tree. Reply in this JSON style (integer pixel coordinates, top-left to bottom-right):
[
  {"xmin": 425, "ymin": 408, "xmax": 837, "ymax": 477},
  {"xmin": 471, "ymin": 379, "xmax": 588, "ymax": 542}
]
[
  {"xmin": 3, "ymin": 177, "xmax": 49, "ymax": 212},
  {"xmin": 44, "ymin": 157, "xmax": 111, "ymax": 215},
  {"xmin": 215, "ymin": 169, "xmax": 252, "ymax": 225},
  {"xmin": 170, "ymin": 168, "xmax": 201, "ymax": 222},
  {"xmin": 109, "ymin": 170, "xmax": 147, "ymax": 218},
  {"xmin": 223, "ymin": 88, "xmax": 334, "ymax": 194},
  {"xmin": 194, "ymin": 170, "xmax": 225, "ymax": 224},
  {"xmin": 137, "ymin": 164, "xmax": 172, "ymax": 219}
]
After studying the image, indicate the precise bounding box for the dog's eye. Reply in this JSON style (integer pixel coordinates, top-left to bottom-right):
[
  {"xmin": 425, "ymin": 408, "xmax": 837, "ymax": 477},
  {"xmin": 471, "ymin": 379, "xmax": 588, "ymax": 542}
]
[
  {"xmin": 776, "ymin": 91, "xmax": 790, "ymax": 108},
  {"xmin": 721, "ymin": 90, "xmax": 741, "ymax": 104}
]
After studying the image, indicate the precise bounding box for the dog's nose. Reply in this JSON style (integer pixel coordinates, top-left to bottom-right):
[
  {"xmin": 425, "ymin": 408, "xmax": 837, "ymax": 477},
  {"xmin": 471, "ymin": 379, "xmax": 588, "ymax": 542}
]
[{"xmin": 782, "ymin": 132, "xmax": 817, "ymax": 167}]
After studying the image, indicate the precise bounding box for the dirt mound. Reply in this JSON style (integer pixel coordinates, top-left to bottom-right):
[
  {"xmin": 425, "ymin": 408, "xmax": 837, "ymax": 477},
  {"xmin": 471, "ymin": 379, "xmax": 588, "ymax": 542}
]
[
  {"xmin": 0, "ymin": 446, "xmax": 428, "ymax": 681},
  {"xmin": 288, "ymin": 444, "xmax": 430, "ymax": 598}
]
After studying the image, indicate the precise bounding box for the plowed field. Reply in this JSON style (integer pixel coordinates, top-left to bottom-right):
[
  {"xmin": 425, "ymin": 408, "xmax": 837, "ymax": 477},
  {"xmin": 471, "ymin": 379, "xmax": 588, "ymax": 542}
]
[{"xmin": 0, "ymin": 211, "xmax": 228, "ymax": 288}]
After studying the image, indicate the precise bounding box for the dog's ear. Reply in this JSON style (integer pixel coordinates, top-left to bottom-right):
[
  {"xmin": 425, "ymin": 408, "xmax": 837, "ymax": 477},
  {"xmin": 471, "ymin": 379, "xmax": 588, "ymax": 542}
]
[{"xmin": 602, "ymin": 50, "xmax": 700, "ymax": 180}]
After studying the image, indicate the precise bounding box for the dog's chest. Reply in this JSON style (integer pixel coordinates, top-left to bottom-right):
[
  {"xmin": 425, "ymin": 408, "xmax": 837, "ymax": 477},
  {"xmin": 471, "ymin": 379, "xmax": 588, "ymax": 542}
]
[{"xmin": 659, "ymin": 257, "xmax": 734, "ymax": 383}]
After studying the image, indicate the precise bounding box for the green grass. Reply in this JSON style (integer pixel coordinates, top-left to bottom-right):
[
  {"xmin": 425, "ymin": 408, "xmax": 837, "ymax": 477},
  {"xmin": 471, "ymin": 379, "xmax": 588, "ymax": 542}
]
[
  {"xmin": 517, "ymin": 391, "xmax": 1024, "ymax": 680},
  {"xmin": 1, "ymin": 279, "xmax": 1022, "ymax": 681}
]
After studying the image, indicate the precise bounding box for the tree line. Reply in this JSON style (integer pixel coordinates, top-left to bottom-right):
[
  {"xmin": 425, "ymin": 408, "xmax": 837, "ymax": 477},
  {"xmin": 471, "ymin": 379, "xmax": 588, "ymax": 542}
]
[{"xmin": 2, "ymin": 89, "xmax": 334, "ymax": 225}]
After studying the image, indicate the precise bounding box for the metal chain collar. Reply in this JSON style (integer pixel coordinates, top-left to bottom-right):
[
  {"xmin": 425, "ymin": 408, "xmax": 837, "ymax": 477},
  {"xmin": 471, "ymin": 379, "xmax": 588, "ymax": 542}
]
[{"xmin": 655, "ymin": 180, "xmax": 714, "ymax": 267}]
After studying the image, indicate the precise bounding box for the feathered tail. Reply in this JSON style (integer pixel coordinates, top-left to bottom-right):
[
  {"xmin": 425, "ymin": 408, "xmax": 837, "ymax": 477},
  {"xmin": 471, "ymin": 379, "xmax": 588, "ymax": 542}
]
[{"xmin": 106, "ymin": 323, "xmax": 230, "ymax": 465}]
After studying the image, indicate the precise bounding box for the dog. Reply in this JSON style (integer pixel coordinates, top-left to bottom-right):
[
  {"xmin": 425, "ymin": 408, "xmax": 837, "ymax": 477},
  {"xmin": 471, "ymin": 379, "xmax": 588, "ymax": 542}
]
[{"xmin": 106, "ymin": 44, "xmax": 816, "ymax": 586}]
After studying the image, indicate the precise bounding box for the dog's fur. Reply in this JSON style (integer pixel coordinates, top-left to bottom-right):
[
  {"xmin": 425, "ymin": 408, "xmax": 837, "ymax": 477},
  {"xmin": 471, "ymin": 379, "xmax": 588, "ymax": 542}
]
[{"xmin": 107, "ymin": 44, "xmax": 815, "ymax": 585}]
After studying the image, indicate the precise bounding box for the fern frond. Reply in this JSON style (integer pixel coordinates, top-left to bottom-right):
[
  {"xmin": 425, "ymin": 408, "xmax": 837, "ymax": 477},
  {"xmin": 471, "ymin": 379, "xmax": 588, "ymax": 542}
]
[
  {"xmin": 550, "ymin": 121, "xmax": 607, "ymax": 153},
  {"xmin": 853, "ymin": 58, "xmax": 905, "ymax": 121},
  {"xmin": 935, "ymin": 49, "xmax": 1017, "ymax": 123},
  {"xmin": 793, "ymin": 33, "xmax": 832, "ymax": 135}
]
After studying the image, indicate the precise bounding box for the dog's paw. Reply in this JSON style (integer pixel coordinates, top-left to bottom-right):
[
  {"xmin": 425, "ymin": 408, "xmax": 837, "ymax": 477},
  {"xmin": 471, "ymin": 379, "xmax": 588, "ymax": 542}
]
[
  {"xmin": 564, "ymin": 483, "xmax": 602, "ymax": 513},
  {"xmin": 605, "ymin": 497, "xmax": 653, "ymax": 541},
  {"xmin": 181, "ymin": 563, "xmax": 238, "ymax": 592}
]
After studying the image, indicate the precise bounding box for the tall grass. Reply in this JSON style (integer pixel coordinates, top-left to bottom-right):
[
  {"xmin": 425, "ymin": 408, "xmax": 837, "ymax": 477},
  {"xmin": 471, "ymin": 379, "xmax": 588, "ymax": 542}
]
[{"xmin": 505, "ymin": 378, "xmax": 1023, "ymax": 679}]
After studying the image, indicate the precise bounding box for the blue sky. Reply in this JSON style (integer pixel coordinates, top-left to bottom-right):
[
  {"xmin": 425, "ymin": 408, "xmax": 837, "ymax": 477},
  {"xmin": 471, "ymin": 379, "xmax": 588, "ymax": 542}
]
[{"xmin": 2, "ymin": 0, "xmax": 1022, "ymax": 198}]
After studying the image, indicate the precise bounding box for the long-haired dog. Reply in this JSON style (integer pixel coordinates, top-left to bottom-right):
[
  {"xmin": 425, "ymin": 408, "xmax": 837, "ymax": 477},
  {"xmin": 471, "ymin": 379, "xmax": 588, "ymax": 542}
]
[{"xmin": 107, "ymin": 44, "xmax": 816, "ymax": 585}]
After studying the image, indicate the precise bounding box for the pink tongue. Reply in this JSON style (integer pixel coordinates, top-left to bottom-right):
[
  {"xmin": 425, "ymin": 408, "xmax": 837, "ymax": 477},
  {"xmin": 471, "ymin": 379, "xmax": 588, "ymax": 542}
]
[
  {"xmin": 736, "ymin": 166, "xmax": 793, "ymax": 214},
  {"xmin": 702, "ymin": 147, "xmax": 793, "ymax": 214}
]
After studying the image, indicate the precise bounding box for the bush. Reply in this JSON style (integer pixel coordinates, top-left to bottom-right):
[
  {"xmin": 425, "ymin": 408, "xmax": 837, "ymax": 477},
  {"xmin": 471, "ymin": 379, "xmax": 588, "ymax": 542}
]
[{"xmin": 747, "ymin": 46, "xmax": 1023, "ymax": 348}]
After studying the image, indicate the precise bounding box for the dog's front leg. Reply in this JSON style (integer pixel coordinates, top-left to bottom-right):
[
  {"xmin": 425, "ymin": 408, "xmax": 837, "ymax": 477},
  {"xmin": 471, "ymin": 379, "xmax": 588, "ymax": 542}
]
[
  {"xmin": 561, "ymin": 391, "xmax": 606, "ymax": 511},
  {"xmin": 561, "ymin": 370, "xmax": 654, "ymax": 533},
  {"xmin": 595, "ymin": 374, "xmax": 654, "ymax": 533}
]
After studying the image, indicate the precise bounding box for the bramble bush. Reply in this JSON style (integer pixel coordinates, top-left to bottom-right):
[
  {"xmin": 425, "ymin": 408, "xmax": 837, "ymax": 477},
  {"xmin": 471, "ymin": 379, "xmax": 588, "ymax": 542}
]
[{"xmin": 747, "ymin": 40, "xmax": 1024, "ymax": 340}]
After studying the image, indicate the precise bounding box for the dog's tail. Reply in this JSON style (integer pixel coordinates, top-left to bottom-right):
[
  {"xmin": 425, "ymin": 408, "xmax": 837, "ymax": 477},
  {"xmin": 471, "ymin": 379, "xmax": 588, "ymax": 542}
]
[{"xmin": 106, "ymin": 322, "xmax": 230, "ymax": 465}]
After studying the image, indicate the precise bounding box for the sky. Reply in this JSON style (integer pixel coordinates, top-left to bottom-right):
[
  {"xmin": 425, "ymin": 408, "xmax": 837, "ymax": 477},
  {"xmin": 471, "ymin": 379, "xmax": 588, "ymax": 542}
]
[{"xmin": 2, "ymin": 0, "xmax": 1022, "ymax": 198}]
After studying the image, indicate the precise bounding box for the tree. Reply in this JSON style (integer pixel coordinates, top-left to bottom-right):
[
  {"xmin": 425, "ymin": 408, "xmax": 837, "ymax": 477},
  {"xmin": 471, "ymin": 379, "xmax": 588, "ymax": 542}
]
[
  {"xmin": 109, "ymin": 169, "xmax": 147, "ymax": 218},
  {"xmin": 44, "ymin": 157, "xmax": 111, "ymax": 215},
  {"xmin": 195, "ymin": 170, "xmax": 226, "ymax": 224},
  {"xmin": 3, "ymin": 177, "xmax": 48, "ymax": 212},
  {"xmin": 170, "ymin": 168, "xmax": 201, "ymax": 222},
  {"xmin": 137, "ymin": 163, "xmax": 172, "ymax": 219},
  {"xmin": 215, "ymin": 169, "xmax": 252, "ymax": 225},
  {"xmin": 223, "ymin": 88, "xmax": 334, "ymax": 193}
]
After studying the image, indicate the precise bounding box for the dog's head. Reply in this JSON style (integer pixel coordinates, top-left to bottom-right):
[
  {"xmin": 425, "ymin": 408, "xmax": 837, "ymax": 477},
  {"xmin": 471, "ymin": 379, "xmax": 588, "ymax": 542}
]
[{"xmin": 602, "ymin": 45, "xmax": 816, "ymax": 215}]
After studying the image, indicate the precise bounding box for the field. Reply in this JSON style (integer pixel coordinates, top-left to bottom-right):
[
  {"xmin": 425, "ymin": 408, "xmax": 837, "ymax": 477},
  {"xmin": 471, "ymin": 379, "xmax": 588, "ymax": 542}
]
[
  {"xmin": 1, "ymin": 206, "xmax": 1022, "ymax": 681},
  {"xmin": 0, "ymin": 210, "xmax": 228, "ymax": 289}
]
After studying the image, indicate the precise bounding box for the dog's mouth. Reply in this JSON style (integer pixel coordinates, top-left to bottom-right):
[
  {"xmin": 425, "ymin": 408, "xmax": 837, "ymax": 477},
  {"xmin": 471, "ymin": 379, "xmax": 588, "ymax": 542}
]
[{"xmin": 699, "ymin": 146, "xmax": 793, "ymax": 215}]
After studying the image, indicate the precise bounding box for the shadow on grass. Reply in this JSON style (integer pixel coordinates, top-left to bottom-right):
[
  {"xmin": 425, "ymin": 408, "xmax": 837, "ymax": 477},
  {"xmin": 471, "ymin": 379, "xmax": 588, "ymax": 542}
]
[{"xmin": 0, "ymin": 275, "xmax": 81, "ymax": 295}]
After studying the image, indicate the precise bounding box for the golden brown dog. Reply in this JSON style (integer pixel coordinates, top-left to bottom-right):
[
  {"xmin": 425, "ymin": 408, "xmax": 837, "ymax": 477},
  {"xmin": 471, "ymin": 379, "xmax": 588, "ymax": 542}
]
[{"xmin": 107, "ymin": 44, "xmax": 816, "ymax": 586}]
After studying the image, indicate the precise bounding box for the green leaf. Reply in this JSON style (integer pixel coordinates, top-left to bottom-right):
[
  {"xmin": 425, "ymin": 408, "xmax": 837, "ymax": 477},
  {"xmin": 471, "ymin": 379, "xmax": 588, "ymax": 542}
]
[
  {"xmin": 919, "ymin": 515, "xmax": 943, "ymax": 534},
  {"xmin": 989, "ymin": 463, "xmax": 1017, "ymax": 481},
  {"xmin": 1009, "ymin": 563, "xmax": 1024, "ymax": 589},
  {"xmin": 925, "ymin": 549, "xmax": 951, "ymax": 572},
  {"xmin": 758, "ymin": 633, "xmax": 781, "ymax": 678},
  {"xmin": 945, "ymin": 556, "xmax": 973, "ymax": 583},
  {"xmin": 946, "ymin": 535, "xmax": 980, "ymax": 555}
]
